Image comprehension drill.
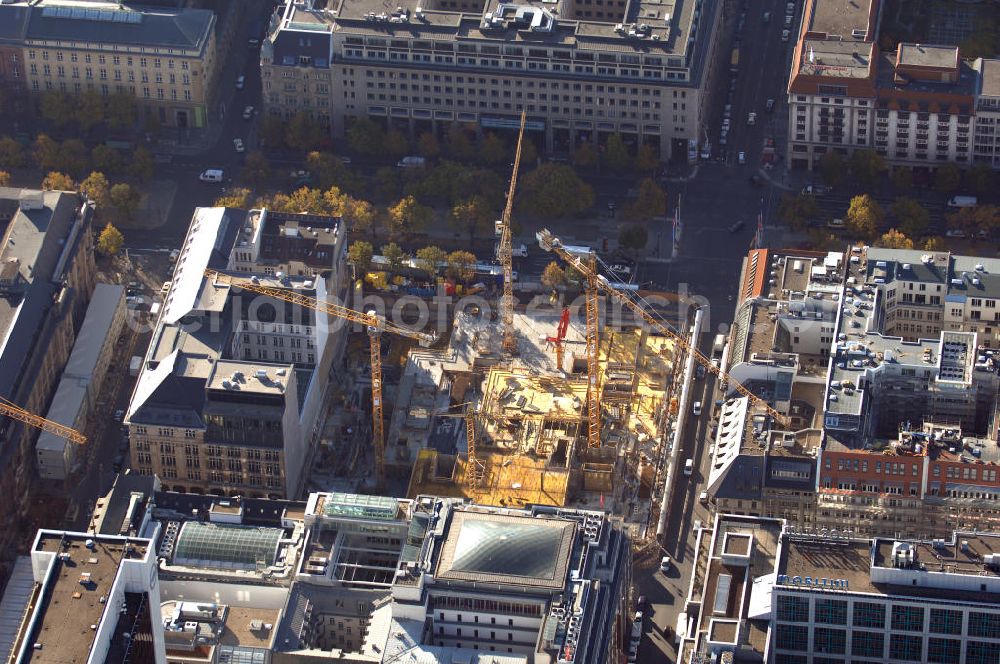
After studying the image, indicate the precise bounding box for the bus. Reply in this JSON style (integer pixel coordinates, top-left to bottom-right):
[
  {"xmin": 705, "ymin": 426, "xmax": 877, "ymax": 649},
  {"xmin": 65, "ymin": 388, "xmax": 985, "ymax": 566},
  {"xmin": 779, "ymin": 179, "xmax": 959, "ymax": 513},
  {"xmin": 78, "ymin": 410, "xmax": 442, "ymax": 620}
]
[{"xmin": 730, "ymin": 48, "xmax": 740, "ymax": 72}]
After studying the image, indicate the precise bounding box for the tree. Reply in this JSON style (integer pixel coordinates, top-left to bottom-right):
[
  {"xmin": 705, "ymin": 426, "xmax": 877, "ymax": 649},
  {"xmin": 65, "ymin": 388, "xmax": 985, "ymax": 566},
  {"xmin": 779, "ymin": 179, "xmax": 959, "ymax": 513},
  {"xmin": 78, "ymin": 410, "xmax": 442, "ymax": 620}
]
[
  {"xmin": 33, "ymin": 134, "xmax": 60, "ymax": 172},
  {"xmin": 79, "ymin": 171, "xmax": 111, "ymax": 207},
  {"xmin": 541, "ymin": 261, "xmax": 566, "ymax": 290},
  {"xmin": 347, "ymin": 240, "xmax": 374, "ymax": 274},
  {"xmin": 845, "ymin": 194, "xmax": 884, "ymax": 240},
  {"xmin": 75, "ymin": 91, "xmax": 105, "ymax": 132},
  {"xmin": 382, "ymin": 130, "xmax": 410, "ymax": 161},
  {"xmin": 618, "ymin": 225, "xmax": 649, "ymax": 252},
  {"xmin": 415, "ymin": 245, "xmax": 447, "ymax": 275},
  {"xmin": 39, "ymin": 91, "xmax": 74, "ymax": 128},
  {"xmin": 573, "ymin": 142, "xmax": 598, "ymax": 169},
  {"xmin": 131, "ymin": 146, "xmax": 154, "ymax": 184},
  {"xmin": 849, "ymin": 148, "xmax": 886, "ymax": 182},
  {"xmin": 520, "ymin": 138, "xmax": 538, "ymax": 167},
  {"xmin": 282, "ymin": 187, "xmax": 327, "ymax": 214},
  {"xmin": 446, "ymin": 250, "xmax": 477, "ymax": 281},
  {"xmin": 97, "ymin": 223, "xmax": 124, "ymax": 256},
  {"xmin": 446, "ymin": 124, "xmax": 475, "ymax": 161},
  {"xmin": 625, "ymin": 178, "xmax": 666, "ymax": 220},
  {"xmin": 604, "ymin": 133, "xmax": 631, "ymax": 172},
  {"xmin": 634, "ymin": 144, "xmax": 659, "ymax": 174},
  {"xmin": 214, "ymin": 187, "xmax": 252, "ymax": 208},
  {"xmin": 0, "ymin": 171, "xmax": 9, "ymax": 187},
  {"xmin": 890, "ymin": 166, "xmax": 913, "ymax": 191},
  {"xmin": 109, "ymin": 182, "xmax": 141, "ymax": 218},
  {"xmin": 106, "ymin": 93, "xmax": 136, "ymax": 130},
  {"xmin": 259, "ymin": 115, "xmax": 286, "ymax": 148},
  {"xmin": 346, "ymin": 118, "xmax": 385, "ymax": 156},
  {"xmin": 965, "ymin": 163, "xmax": 996, "ymax": 196},
  {"xmin": 934, "ymin": 163, "xmax": 962, "ymax": 194},
  {"xmin": 519, "ymin": 163, "xmax": 595, "ymax": 218},
  {"xmin": 479, "ymin": 133, "xmax": 506, "ymax": 166},
  {"xmin": 381, "ymin": 242, "xmax": 408, "ymax": 272},
  {"xmin": 344, "ymin": 197, "xmax": 377, "ymax": 238},
  {"xmin": 373, "ymin": 167, "xmax": 401, "ymax": 204},
  {"xmin": 41, "ymin": 171, "xmax": 75, "ymax": 191},
  {"xmin": 890, "ymin": 197, "xmax": 930, "ymax": 239},
  {"xmin": 388, "ymin": 195, "xmax": 432, "ymax": 235},
  {"xmin": 417, "ymin": 132, "xmax": 441, "ymax": 160},
  {"xmin": 874, "ymin": 228, "xmax": 915, "ymax": 249},
  {"xmin": 777, "ymin": 193, "xmax": 819, "ymax": 230},
  {"xmin": 241, "ymin": 150, "xmax": 272, "ymax": 189},
  {"xmin": 450, "ymin": 195, "xmax": 493, "ymax": 242},
  {"xmin": 284, "ymin": 112, "xmax": 325, "ymax": 152},
  {"xmin": 923, "ymin": 236, "xmax": 945, "ymax": 251},
  {"xmin": 818, "ymin": 151, "xmax": 846, "ymax": 187},
  {"xmin": 57, "ymin": 139, "xmax": 89, "ymax": 177},
  {"xmin": 0, "ymin": 137, "xmax": 25, "ymax": 170},
  {"xmin": 806, "ymin": 229, "xmax": 844, "ymax": 252},
  {"xmin": 90, "ymin": 145, "xmax": 122, "ymax": 175}
]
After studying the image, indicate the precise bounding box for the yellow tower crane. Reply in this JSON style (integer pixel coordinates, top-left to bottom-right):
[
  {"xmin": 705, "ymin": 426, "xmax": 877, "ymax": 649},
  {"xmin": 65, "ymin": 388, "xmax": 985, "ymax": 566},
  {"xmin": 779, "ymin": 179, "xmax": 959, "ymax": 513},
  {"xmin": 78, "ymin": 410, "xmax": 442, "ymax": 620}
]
[
  {"xmin": 0, "ymin": 396, "xmax": 87, "ymax": 445},
  {"xmin": 205, "ymin": 269, "xmax": 435, "ymax": 487},
  {"xmin": 498, "ymin": 110, "xmax": 528, "ymax": 355},
  {"xmin": 433, "ymin": 403, "xmax": 485, "ymax": 487},
  {"xmin": 535, "ymin": 229, "xmax": 787, "ymax": 428}
]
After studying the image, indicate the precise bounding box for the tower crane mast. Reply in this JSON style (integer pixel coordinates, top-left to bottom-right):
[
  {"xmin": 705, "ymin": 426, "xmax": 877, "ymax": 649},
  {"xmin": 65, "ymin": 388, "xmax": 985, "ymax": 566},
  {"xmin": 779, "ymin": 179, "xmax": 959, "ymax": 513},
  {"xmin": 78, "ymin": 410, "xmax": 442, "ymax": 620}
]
[
  {"xmin": 499, "ymin": 111, "xmax": 527, "ymax": 355},
  {"xmin": 205, "ymin": 270, "xmax": 435, "ymax": 487},
  {"xmin": 535, "ymin": 229, "xmax": 787, "ymax": 427}
]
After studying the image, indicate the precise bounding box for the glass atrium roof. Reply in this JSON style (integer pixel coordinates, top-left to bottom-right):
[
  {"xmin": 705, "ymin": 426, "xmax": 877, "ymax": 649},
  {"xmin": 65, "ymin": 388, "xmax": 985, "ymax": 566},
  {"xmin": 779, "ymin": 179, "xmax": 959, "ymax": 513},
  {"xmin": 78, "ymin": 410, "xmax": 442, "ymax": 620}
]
[
  {"xmin": 173, "ymin": 522, "xmax": 283, "ymax": 570},
  {"xmin": 322, "ymin": 492, "xmax": 399, "ymax": 521},
  {"xmin": 451, "ymin": 519, "xmax": 563, "ymax": 579}
]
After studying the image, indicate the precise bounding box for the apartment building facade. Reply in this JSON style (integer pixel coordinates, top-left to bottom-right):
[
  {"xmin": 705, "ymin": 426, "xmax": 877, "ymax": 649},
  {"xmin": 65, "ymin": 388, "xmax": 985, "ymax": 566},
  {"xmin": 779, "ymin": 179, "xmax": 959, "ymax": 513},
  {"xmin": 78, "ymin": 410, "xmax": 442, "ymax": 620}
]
[
  {"xmin": 126, "ymin": 206, "xmax": 347, "ymax": 499},
  {"xmin": 973, "ymin": 58, "xmax": 1000, "ymax": 169},
  {"xmin": 0, "ymin": 188, "xmax": 95, "ymax": 588},
  {"xmin": 0, "ymin": 0, "xmax": 219, "ymax": 129},
  {"xmin": 262, "ymin": 0, "xmax": 726, "ymax": 160}
]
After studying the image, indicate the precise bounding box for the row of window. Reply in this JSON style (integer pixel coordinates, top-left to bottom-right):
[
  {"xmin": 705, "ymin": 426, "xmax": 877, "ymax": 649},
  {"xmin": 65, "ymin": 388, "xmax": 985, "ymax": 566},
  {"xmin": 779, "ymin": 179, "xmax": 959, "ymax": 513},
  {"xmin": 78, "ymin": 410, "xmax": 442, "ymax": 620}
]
[
  {"xmin": 28, "ymin": 51, "xmax": 191, "ymax": 70},
  {"xmin": 777, "ymin": 596, "xmax": 1000, "ymax": 637},
  {"xmin": 29, "ymin": 63, "xmax": 190, "ymax": 85},
  {"xmin": 30, "ymin": 79, "xmax": 192, "ymax": 101}
]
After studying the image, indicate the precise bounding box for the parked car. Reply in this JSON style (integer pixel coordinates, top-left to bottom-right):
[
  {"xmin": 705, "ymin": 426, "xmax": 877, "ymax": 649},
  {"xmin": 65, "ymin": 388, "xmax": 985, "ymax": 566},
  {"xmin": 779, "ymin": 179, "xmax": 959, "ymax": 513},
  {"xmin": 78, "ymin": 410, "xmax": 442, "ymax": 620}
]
[
  {"xmin": 946, "ymin": 229, "xmax": 967, "ymax": 238},
  {"xmin": 766, "ymin": 98, "xmax": 775, "ymax": 112},
  {"xmin": 828, "ymin": 218, "xmax": 846, "ymax": 229},
  {"xmin": 693, "ymin": 400, "xmax": 702, "ymax": 415},
  {"xmin": 802, "ymin": 184, "xmax": 830, "ymax": 195},
  {"xmin": 762, "ymin": 11, "xmax": 770, "ymax": 21},
  {"xmin": 242, "ymin": 105, "xmax": 255, "ymax": 120},
  {"xmin": 235, "ymin": 75, "xmax": 245, "ymax": 90},
  {"xmin": 738, "ymin": 151, "xmax": 747, "ymax": 165},
  {"xmin": 233, "ymin": 138, "xmax": 245, "ymax": 153},
  {"xmin": 660, "ymin": 555, "xmax": 672, "ymax": 572},
  {"xmin": 782, "ymin": 29, "xmax": 790, "ymax": 41},
  {"xmin": 747, "ymin": 112, "xmax": 756, "ymax": 125}
]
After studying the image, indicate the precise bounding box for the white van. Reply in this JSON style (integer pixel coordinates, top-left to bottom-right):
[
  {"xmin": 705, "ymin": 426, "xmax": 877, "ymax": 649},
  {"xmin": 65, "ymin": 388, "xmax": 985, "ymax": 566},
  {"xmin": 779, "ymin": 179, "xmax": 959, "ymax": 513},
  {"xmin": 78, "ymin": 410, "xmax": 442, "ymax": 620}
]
[
  {"xmin": 199, "ymin": 169, "xmax": 224, "ymax": 183},
  {"xmin": 684, "ymin": 458, "xmax": 694, "ymax": 476}
]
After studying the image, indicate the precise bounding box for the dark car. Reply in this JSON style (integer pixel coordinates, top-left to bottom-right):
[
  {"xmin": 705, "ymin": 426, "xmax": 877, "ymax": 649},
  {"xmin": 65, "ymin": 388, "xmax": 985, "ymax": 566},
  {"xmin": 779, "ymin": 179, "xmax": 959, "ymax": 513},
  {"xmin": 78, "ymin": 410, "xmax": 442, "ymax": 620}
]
[{"xmin": 729, "ymin": 220, "xmax": 746, "ymax": 233}]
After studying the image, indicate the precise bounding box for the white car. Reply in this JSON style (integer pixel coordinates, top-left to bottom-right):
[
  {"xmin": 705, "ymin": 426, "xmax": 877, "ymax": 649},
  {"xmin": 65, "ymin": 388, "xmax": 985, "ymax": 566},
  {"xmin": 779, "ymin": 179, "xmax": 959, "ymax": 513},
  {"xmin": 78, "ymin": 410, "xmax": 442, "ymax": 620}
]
[
  {"xmin": 782, "ymin": 29, "xmax": 790, "ymax": 41},
  {"xmin": 784, "ymin": 14, "xmax": 792, "ymax": 26},
  {"xmin": 242, "ymin": 105, "xmax": 255, "ymax": 120},
  {"xmin": 233, "ymin": 138, "xmax": 245, "ymax": 153},
  {"xmin": 747, "ymin": 112, "xmax": 757, "ymax": 125},
  {"xmin": 235, "ymin": 75, "xmax": 245, "ymax": 90},
  {"xmin": 786, "ymin": 2, "xmax": 795, "ymax": 12},
  {"xmin": 693, "ymin": 400, "xmax": 703, "ymax": 415},
  {"xmin": 738, "ymin": 151, "xmax": 746, "ymax": 165},
  {"xmin": 660, "ymin": 555, "xmax": 672, "ymax": 572},
  {"xmin": 946, "ymin": 229, "xmax": 966, "ymax": 238}
]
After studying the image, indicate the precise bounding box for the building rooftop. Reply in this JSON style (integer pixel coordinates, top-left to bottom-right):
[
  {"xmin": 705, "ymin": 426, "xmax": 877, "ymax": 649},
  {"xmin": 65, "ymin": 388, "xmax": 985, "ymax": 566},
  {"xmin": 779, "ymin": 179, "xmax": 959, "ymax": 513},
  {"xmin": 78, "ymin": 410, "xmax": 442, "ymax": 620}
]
[
  {"xmin": 207, "ymin": 359, "xmax": 292, "ymax": 396},
  {"xmin": 434, "ymin": 510, "xmax": 575, "ymax": 590},
  {"xmin": 172, "ymin": 521, "xmax": 285, "ymax": 570},
  {"xmin": 6, "ymin": 0, "xmax": 215, "ymax": 52},
  {"xmin": 797, "ymin": 39, "xmax": 875, "ymax": 79},
  {"xmin": 803, "ymin": 0, "xmax": 876, "ymax": 41},
  {"xmin": 23, "ymin": 532, "xmax": 148, "ymax": 664},
  {"xmin": 876, "ymin": 53, "xmax": 977, "ymax": 110},
  {"xmin": 978, "ymin": 57, "xmax": 1000, "ymax": 98},
  {"xmin": 897, "ymin": 43, "xmax": 958, "ymax": 70}
]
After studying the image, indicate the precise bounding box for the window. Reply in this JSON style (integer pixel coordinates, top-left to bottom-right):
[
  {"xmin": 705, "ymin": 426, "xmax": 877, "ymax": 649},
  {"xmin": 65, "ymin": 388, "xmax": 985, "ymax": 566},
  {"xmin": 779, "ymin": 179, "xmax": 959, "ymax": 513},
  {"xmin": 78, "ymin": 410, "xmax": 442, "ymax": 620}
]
[
  {"xmin": 775, "ymin": 624, "xmax": 809, "ymax": 651},
  {"xmin": 776, "ymin": 595, "xmax": 810, "ymax": 622},
  {"xmin": 850, "ymin": 630, "xmax": 884, "ymax": 658},
  {"xmin": 853, "ymin": 602, "xmax": 885, "ymax": 629},
  {"xmin": 966, "ymin": 641, "xmax": 1000, "ymax": 664},
  {"xmin": 889, "ymin": 634, "xmax": 923, "ymax": 661},
  {"xmin": 968, "ymin": 612, "xmax": 1000, "ymax": 638},
  {"xmin": 814, "ymin": 599, "xmax": 847, "ymax": 625},
  {"xmin": 891, "ymin": 605, "xmax": 924, "ymax": 631},
  {"xmin": 813, "ymin": 627, "xmax": 846, "ymax": 655},
  {"xmin": 930, "ymin": 608, "xmax": 963, "ymax": 634},
  {"xmin": 927, "ymin": 638, "xmax": 961, "ymax": 664}
]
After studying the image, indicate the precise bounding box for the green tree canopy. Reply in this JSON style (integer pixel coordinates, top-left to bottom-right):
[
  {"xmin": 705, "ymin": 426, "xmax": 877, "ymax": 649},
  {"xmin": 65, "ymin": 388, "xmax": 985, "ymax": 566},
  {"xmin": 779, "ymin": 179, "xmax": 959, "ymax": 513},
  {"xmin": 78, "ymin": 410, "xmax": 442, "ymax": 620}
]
[
  {"xmin": 57, "ymin": 139, "xmax": 89, "ymax": 177},
  {"xmin": 446, "ymin": 250, "xmax": 477, "ymax": 281},
  {"xmin": 382, "ymin": 129, "xmax": 410, "ymax": 160},
  {"xmin": 106, "ymin": 93, "xmax": 136, "ymax": 130},
  {"xmin": 388, "ymin": 195, "xmax": 432, "ymax": 235},
  {"xmin": 285, "ymin": 112, "xmax": 325, "ymax": 152},
  {"xmin": 604, "ymin": 133, "xmax": 631, "ymax": 172},
  {"xmin": 0, "ymin": 137, "xmax": 25, "ymax": 170},
  {"xmin": 33, "ymin": 134, "xmax": 60, "ymax": 172},
  {"xmin": 626, "ymin": 178, "xmax": 667, "ymax": 221},
  {"xmin": 110, "ymin": 182, "xmax": 141, "ymax": 218},
  {"xmin": 0, "ymin": 171, "xmax": 9, "ymax": 187},
  {"xmin": 890, "ymin": 166, "xmax": 913, "ymax": 191},
  {"xmin": 347, "ymin": 240, "xmax": 374, "ymax": 274},
  {"xmin": 39, "ymin": 92, "xmax": 74, "ymax": 128},
  {"xmin": 75, "ymin": 91, "xmax": 105, "ymax": 132},
  {"xmin": 446, "ymin": 125, "xmax": 475, "ymax": 161},
  {"xmin": 874, "ymin": 228, "xmax": 915, "ymax": 249},
  {"xmin": 41, "ymin": 171, "xmax": 75, "ymax": 191},
  {"xmin": 965, "ymin": 163, "xmax": 996, "ymax": 196},
  {"xmin": 890, "ymin": 197, "xmax": 930, "ymax": 239},
  {"xmin": 415, "ymin": 245, "xmax": 447, "ymax": 275},
  {"xmin": 214, "ymin": 187, "xmax": 252, "ymax": 208},
  {"xmin": 818, "ymin": 151, "xmax": 846, "ymax": 187},
  {"xmin": 519, "ymin": 163, "xmax": 595, "ymax": 218},
  {"xmin": 479, "ymin": 133, "xmax": 507, "ymax": 166},
  {"xmin": 80, "ymin": 171, "xmax": 111, "ymax": 208},
  {"xmin": 417, "ymin": 132, "xmax": 441, "ymax": 159},
  {"xmin": 131, "ymin": 146, "xmax": 154, "ymax": 184},
  {"xmin": 849, "ymin": 149, "xmax": 886, "ymax": 182},
  {"xmin": 845, "ymin": 194, "xmax": 884, "ymax": 241},
  {"xmin": 97, "ymin": 223, "xmax": 124, "ymax": 256},
  {"xmin": 450, "ymin": 195, "xmax": 494, "ymax": 242},
  {"xmin": 573, "ymin": 143, "xmax": 598, "ymax": 169},
  {"xmin": 347, "ymin": 118, "xmax": 386, "ymax": 156},
  {"xmin": 90, "ymin": 145, "xmax": 123, "ymax": 176},
  {"xmin": 634, "ymin": 144, "xmax": 659, "ymax": 174},
  {"xmin": 241, "ymin": 150, "xmax": 272, "ymax": 189},
  {"xmin": 259, "ymin": 115, "xmax": 285, "ymax": 148},
  {"xmin": 381, "ymin": 242, "xmax": 408, "ymax": 272},
  {"xmin": 778, "ymin": 193, "xmax": 819, "ymax": 230},
  {"xmin": 619, "ymin": 225, "xmax": 649, "ymax": 252},
  {"xmin": 541, "ymin": 261, "xmax": 566, "ymax": 290},
  {"xmin": 934, "ymin": 163, "xmax": 962, "ymax": 194}
]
